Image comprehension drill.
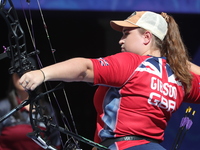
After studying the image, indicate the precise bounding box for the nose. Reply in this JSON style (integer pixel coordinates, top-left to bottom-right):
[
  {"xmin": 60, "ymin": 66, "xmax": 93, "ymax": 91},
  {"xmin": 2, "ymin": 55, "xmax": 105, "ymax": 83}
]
[{"xmin": 119, "ymin": 37, "xmax": 124, "ymax": 45}]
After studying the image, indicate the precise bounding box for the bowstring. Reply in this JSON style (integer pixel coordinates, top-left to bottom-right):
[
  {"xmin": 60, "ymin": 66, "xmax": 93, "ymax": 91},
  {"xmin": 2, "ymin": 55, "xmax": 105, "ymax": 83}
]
[
  {"xmin": 35, "ymin": 0, "xmax": 80, "ymax": 138},
  {"xmin": 20, "ymin": 0, "xmax": 80, "ymax": 148},
  {"xmin": 36, "ymin": 0, "xmax": 56, "ymax": 62}
]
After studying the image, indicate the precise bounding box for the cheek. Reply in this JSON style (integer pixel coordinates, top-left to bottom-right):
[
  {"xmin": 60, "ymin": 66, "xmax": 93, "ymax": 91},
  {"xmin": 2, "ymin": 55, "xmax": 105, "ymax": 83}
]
[
  {"xmin": 125, "ymin": 39, "xmax": 140, "ymax": 53},
  {"xmin": 125, "ymin": 38, "xmax": 135, "ymax": 49}
]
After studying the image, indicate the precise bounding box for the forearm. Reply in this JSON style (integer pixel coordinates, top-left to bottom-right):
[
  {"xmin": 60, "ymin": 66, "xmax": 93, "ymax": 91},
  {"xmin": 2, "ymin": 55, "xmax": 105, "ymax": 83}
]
[
  {"xmin": 42, "ymin": 57, "xmax": 94, "ymax": 82},
  {"xmin": 19, "ymin": 57, "xmax": 94, "ymax": 90}
]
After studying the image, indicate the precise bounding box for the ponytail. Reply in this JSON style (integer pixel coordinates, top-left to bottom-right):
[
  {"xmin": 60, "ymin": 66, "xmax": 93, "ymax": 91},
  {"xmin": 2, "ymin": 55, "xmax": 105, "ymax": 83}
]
[{"xmin": 160, "ymin": 13, "xmax": 192, "ymax": 93}]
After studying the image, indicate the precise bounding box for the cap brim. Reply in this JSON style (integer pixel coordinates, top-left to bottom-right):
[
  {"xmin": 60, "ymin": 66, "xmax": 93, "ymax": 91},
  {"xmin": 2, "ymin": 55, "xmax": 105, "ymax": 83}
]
[{"xmin": 110, "ymin": 20, "xmax": 139, "ymax": 32}]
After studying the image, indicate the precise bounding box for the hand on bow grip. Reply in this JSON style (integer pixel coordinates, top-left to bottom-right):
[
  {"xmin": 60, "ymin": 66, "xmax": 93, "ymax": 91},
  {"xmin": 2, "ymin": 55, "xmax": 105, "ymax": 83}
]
[{"xmin": 19, "ymin": 69, "xmax": 45, "ymax": 91}]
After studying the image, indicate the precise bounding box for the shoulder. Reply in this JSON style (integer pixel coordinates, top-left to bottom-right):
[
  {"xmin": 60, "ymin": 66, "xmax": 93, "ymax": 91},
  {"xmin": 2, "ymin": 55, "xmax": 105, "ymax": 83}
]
[
  {"xmin": 97, "ymin": 52, "xmax": 149, "ymax": 64},
  {"xmin": 111, "ymin": 52, "xmax": 145, "ymax": 58}
]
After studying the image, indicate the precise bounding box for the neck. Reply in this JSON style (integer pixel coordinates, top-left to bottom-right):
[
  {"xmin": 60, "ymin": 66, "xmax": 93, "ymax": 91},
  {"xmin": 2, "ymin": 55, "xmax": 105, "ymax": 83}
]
[
  {"xmin": 142, "ymin": 48, "xmax": 161, "ymax": 57},
  {"xmin": 149, "ymin": 49, "xmax": 161, "ymax": 57}
]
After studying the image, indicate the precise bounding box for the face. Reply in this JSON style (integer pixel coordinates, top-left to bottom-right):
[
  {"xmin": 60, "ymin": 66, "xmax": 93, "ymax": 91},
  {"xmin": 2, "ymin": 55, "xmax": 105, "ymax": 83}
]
[{"xmin": 119, "ymin": 27, "xmax": 148, "ymax": 55}]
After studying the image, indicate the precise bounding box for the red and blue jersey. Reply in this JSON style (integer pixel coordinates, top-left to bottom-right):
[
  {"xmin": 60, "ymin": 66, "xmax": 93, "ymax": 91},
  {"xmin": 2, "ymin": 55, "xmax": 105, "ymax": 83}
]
[{"xmin": 90, "ymin": 52, "xmax": 200, "ymax": 149}]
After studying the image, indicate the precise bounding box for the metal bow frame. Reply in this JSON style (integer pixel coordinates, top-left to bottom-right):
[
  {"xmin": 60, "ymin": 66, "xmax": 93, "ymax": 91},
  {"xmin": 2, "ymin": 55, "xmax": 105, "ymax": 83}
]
[{"xmin": 0, "ymin": 0, "xmax": 108, "ymax": 149}]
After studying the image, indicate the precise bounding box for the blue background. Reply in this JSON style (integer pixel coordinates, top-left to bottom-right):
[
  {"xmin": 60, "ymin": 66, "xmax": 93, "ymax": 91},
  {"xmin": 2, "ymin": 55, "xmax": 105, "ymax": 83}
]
[{"xmin": 15, "ymin": 0, "xmax": 200, "ymax": 13}]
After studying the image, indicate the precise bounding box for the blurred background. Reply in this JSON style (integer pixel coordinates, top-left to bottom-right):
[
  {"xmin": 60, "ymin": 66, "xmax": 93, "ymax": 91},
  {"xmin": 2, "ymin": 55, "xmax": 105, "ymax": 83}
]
[{"xmin": 1, "ymin": 0, "xmax": 200, "ymax": 149}]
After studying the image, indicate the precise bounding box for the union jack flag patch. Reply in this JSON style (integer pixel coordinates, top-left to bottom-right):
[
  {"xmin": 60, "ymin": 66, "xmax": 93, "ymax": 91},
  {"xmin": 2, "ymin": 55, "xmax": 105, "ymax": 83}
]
[{"xmin": 97, "ymin": 58, "xmax": 109, "ymax": 66}]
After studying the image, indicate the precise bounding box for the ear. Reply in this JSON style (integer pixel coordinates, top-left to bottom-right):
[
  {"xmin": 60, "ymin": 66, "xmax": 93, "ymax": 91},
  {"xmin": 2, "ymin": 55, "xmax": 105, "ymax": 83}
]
[{"xmin": 143, "ymin": 31, "xmax": 152, "ymax": 45}]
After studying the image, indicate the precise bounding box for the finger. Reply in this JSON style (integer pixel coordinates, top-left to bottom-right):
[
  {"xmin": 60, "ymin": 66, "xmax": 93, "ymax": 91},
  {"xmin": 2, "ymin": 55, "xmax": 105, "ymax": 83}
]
[
  {"xmin": 25, "ymin": 80, "xmax": 30, "ymax": 85},
  {"xmin": 30, "ymin": 83, "xmax": 37, "ymax": 91},
  {"xmin": 20, "ymin": 78, "xmax": 30, "ymax": 89},
  {"xmin": 25, "ymin": 81, "xmax": 37, "ymax": 91},
  {"xmin": 19, "ymin": 74, "xmax": 27, "ymax": 85},
  {"xmin": 21, "ymin": 80, "xmax": 28, "ymax": 88},
  {"xmin": 25, "ymin": 81, "xmax": 32, "ymax": 90}
]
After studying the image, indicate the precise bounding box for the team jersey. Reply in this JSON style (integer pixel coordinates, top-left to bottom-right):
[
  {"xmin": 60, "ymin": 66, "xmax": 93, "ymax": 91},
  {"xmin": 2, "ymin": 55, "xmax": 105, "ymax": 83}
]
[{"xmin": 90, "ymin": 52, "xmax": 200, "ymax": 149}]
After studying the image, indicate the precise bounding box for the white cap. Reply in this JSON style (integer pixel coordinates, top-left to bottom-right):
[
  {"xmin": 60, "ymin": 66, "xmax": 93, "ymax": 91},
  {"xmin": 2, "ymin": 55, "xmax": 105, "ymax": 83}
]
[{"xmin": 110, "ymin": 11, "xmax": 168, "ymax": 41}]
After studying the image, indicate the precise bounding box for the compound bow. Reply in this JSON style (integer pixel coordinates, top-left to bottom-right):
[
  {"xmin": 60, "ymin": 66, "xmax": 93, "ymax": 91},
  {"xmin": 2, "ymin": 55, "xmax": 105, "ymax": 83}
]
[{"xmin": 0, "ymin": 0, "xmax": 108, "ymax": 149}]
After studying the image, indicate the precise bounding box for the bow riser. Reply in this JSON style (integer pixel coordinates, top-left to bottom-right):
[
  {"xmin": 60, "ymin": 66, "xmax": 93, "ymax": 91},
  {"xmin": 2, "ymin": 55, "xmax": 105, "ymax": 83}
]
[{"xmin": 0, "ymin": 0, "xmax": 37, "ymax": 76}]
